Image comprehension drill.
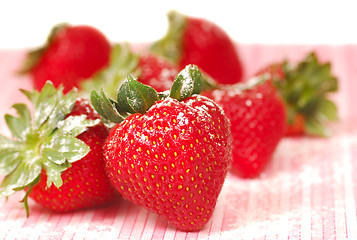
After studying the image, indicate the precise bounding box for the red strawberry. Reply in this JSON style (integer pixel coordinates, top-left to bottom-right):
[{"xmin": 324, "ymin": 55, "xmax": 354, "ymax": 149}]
[
  {"xmin": 151, "ymin": 11, "xmax": 243, "ymax": 85},
  {"xmin": 91, "ymin": 65, "xmax": 232, "ymax": 231},
  {"xmin": 202, "ymin": 76, "xmax": 286, "ymax": 178},
  {"xmin": 137, "ymin": 54, "xmax": 178, "ymax": 92},
  {"xmin": 284, "ymin": 114, "xmax": 305, "ymax": 135},
  {"xmin": 82, "ymin": 43, "xmax": 178, "ymax": 99},
  {"xmin": 256, "ymin": 52, "xmax": 339, "ymax": 137},
  {"xmin": 0, "ymin": 82, "xmax": 117, "ymax": 215},
  {"xmin": 19, "ymin": 23, "xmax": 111, "ymax": 93}
]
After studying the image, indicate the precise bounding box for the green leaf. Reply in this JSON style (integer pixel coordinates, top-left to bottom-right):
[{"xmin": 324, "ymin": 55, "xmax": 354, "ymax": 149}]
[
  {"xmin": 305, "ymin": 117, "xmax": 331, "ymax": 137},
  {"xmin": 90, "ymin": 90, "xmax": 108, "ymax": 118},
  {"xmin": 170, "ymin": 65, "xmax": 202, "ymax": 101},
  {"xmin": 53, "ymin": 87, "xmax": 77, "ymax": 118},
  {"xmin": 20, "ymin": 88, "xmax": 40, "ymax": 105},
  {"xmin": 56, "ymin": 115, "xmax": 99, "ymax": 138},
  {"xmin": 0, "ymin": 134, "xmax": 24, "ymax": 177},
  {"xmin": 272, "ymin": 51, "xmax": 339, "ymax": 137},
  {"xmin": 0, "ymin": 135, "xmax": 19, "ymax": 151},
  {"xmin": 13, "ymin": 103, "xmax": 31, "ymax": 121},
  {"xmin": 34, "ymin": 82, "xmax": 78, "ymax": 139},
  {"xmin": 4, "ymin": 114, "xmax": 25, "ymax": 140},
  {"xmin": 0, "ymin": 150, "xmax": 21, "ymax": 175},
  {"xmin": 0, "ymin": 160, "xmax": 41, "ymax": 197},
  {"xmin": 13, "ymin": 104, "xmax": 31, "ymax": 136},
  {"xmin": 4, "ymin": 103, "xmax": 32, "ymax": 141},
  {"xmin": 32, "ymin": 82, "xmax": 59, "ymax": 128},
  {"xmin": 150, "ymin": 10, "xmax": 187, "ymax": 64},
  {"xmin": 90, "ymin": 89, "xmax": 125, "ymax": 123},
  {"xmin": 319, "ymin": 98, "xmax": 338, "ymax": 121},
  {"xmin": 42, "ymin": 160, "xmax": 70, "ymax": 188},
  {"xmin": 285, "ymin": 104, "xmax": 298, "ymax": 125},
  {"xmin": 41, "ymin": 114, "xmax": 98, "ymax": 166},
  {"xmin": 42, "ymin": 137, "xmax": 90, "ymax": 165},
  {"xmin": 100, "ymin": 90, "xmax": 124, "ymax": 122},
  {"xmin": 117, "ymin": 75, "xmax": 159, "ymax": 114}
]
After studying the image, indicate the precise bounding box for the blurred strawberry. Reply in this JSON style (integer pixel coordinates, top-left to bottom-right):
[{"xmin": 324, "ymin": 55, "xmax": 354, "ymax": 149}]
[
  {"xmin": 151, "ymin": 11, "xmax": 244, "ymax": 85},
  {"xmin": 19, "ymin": 23, "xmax": 111, "ymax": 93},
  {"xmin": 257, "ymin": 52, "xmax": 338, "ymax": 137},
  {"xmin": 202, "ymin": 76, "xmax": 286, "ymax": 178},
  {"xmin": 138, "ymin": 54, "xmax": 178, "ymax": 92}
]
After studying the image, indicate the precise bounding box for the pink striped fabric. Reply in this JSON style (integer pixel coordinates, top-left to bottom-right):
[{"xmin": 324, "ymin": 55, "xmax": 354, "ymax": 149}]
[{"xmin": 0, "ymin": 44, "xmax": 356, "ymax": 239}]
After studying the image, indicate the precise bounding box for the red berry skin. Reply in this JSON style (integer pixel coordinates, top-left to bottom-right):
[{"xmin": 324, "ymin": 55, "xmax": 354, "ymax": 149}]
[
  {"xmin": 179, "ymin": 17, "xmax": 244, "ymax": 85},
  {"xmin": 202, "ymin": 81, "xmax": 286, "ymax": 178},
  {"xmin": 29, "ymin": 99, "xmax": 118, "ymax": 212},
  {"xmin": 104, "ymin": 96, "xmax": 232, "ymax": 231},
  {"xmin": 137, "ymin": 54, "xmax": 178, "ymax": 92},
  {"xmin": 284, "ymin": 114, "xmax": 305, "ymax": 136},
  {"xmin": 31, "ymin": 25, "xmax": 111, "ymax": 93}
]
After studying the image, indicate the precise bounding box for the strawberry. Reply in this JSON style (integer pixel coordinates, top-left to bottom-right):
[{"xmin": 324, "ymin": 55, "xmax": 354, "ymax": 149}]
[
  {"xmin": 150, "ymin": 11, "xmax": 243, "ymax": 85},
  {"xmin": 202, "ymin": 76, "xmax": 286, "ymax": 178},
  {"xmin": 137, "ymin": 54, "xmax": 178, "ymax": 92},
  {"xmin": 91, "ymin": 65, "xmax": 232, "ymax": 231},
  {"xmin": 256, "ymin": 52, "xmax": 339, "ymax": 137},
  {"xmin": 82, "ymin": 43, "xmax": 178, "ymax": 99},
  {"xmin": 0, "ymin": 82, "xmax": 117, "ymax": 215},
  {"xmin": 19, "ymin": 23, "xmax": 111, "ymax": 93}
]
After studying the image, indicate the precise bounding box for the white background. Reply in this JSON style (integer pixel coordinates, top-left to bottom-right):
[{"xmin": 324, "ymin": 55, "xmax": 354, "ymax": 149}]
[{"xmin": 0, "ymin": 0, "xmax": 356, "ymax": 49}]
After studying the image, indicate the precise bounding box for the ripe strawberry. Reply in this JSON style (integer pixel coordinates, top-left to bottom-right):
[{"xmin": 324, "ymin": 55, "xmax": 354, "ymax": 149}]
[
  {"xmin": 82, "ymin": 43, "xmax": 178, "ymax": 99},
  {"xmin": 137, "ymin": 54, "xmax": 178, "ymax": 92},
  {"xmin": 91, "ymin": 65, "xmax": 232, "ymax": 231},
  {"xmin": 19, "ymin": 23, "xmax": 111, "ymax": 93},
  {"xmin": 256, "ymin": 52, "xmax": 339, "ymax": 137},
  {"xmin": 151, "ymin": 11, "xmax": 244, "ymax": 85},
  {"xmin": 0, "ymin": 82, "xmax": 117, "ymax": 215},
  {"xmin": 202, "ymin": 76, "xmax": 286, "ymax": 178}
]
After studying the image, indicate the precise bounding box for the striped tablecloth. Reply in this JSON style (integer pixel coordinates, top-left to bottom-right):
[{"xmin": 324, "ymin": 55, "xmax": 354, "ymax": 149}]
[{"xmin": 0, "ymin": 44, "xmax": 356, "ymax": 240}]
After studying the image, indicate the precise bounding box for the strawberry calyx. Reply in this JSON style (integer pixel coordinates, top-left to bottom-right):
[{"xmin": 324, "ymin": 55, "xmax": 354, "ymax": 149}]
[
  {"xmin": 271, "ymin": 52, "xmax": 338, "ymax": 137},
  {"xmin": 0, "ymin": 81, "xmax": 99, "ymax": 216},
  {"xmin": 81, "ymin": 43, "xmax": 140, "ymax": 99},
  {"xmin": 18, "ymin": 23, "xmax": 68, "ymax": 74},
  {"xmin": 90, "ymin": 64, "xmax": 202, "ymax": 125},
  {"xmin": 150, "ymin": 10, "xmax": 186, "ymax": 65},
  {"xmin": 170, "ymin": 63, "xmax": 202, "ymax": 100},
  {"xmin": 117, "ymin": 75, "xmax": 159, "ymax": 114}
]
